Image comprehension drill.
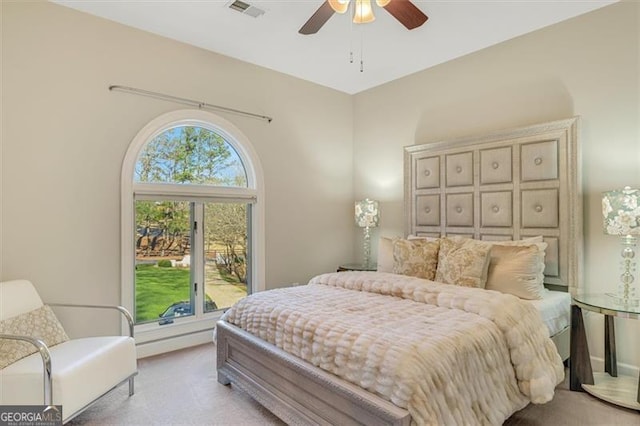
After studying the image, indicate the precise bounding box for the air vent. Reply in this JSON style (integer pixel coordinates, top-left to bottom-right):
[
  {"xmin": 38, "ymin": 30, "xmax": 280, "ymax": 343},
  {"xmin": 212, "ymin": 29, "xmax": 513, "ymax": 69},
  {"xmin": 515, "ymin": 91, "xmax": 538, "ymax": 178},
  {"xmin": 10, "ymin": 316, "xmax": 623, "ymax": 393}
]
[{"xmin": 227, "ymin": 0, "xmax": 265, "ymax": 18}]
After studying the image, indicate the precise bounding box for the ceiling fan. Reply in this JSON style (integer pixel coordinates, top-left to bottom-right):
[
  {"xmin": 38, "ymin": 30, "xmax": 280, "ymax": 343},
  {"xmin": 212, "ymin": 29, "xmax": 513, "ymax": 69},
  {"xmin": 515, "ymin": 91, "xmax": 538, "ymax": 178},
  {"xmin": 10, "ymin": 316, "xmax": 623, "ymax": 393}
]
[{"xmin": 299, "ymin": 0, "xmax": 428, "ymax": 35}]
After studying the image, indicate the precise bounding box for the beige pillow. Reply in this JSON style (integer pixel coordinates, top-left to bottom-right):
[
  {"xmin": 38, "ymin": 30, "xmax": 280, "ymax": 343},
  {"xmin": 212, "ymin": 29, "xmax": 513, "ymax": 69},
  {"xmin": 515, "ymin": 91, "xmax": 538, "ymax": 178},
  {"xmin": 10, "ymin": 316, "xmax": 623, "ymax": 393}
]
[
  {"xmin": 392, "ymin": 238, "xmax": 440, "ymax": 280},
  {"xmin": 377, "ymin": 236, "xmax": 395, "ymax": 273},
  {"xmin": 486, "ymin": 239, "xmax": 547, "ymax": 299},
  {"xmin": 0, "ymin": 305, "xmax": 69, "ymax": 369},
  {"xmin": 488, "ymin": 236, "xmax": 543, "ymax": 246},
  {"xmin": 435, "ymin": 237, "xmax": 493, "ymax": 288},
  {"xmin": 408, "ymin": 234, "xmax": 440, "ymax": 241}
]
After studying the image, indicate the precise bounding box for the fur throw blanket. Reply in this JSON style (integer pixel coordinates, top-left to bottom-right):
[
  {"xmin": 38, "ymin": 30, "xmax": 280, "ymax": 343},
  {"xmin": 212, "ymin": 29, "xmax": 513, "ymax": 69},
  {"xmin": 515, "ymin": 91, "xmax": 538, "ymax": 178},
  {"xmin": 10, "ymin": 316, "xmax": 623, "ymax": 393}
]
[{"xmin": 222, "ymin": 271, "xmax": 564, "ymax": 425}]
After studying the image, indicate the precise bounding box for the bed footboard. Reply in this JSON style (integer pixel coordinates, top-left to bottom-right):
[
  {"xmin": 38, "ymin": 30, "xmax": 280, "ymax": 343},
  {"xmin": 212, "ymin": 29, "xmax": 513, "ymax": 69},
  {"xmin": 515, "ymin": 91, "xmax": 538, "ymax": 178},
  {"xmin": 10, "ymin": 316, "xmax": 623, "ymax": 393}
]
[{"xmin": 216, "ymin": 320, "xmax": 411, "ymax": 426}]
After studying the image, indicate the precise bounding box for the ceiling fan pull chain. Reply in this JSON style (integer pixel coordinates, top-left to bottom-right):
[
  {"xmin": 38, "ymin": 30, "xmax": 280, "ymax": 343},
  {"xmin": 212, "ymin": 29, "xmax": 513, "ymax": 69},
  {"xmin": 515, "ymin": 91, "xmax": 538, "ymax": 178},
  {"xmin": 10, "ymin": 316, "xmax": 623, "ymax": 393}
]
[
  {"xmin": 360, "ymin": 24, "xmax": 365, "ymax": 72},
  {"xmin": 350, "ymin": 2, "xmax": 354, "ymax": 63}
]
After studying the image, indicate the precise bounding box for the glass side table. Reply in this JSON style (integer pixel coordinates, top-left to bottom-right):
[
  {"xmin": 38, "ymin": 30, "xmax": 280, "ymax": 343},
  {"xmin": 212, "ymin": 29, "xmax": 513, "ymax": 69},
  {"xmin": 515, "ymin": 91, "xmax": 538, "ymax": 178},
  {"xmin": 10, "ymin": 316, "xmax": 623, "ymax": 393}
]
[
  {"xmin": 336, "ymin": 263, "xmax": 377, "ymax": 272},
  {"xmin": 570, "ymin": 293, "xmax": 640, "ymax": 410}
]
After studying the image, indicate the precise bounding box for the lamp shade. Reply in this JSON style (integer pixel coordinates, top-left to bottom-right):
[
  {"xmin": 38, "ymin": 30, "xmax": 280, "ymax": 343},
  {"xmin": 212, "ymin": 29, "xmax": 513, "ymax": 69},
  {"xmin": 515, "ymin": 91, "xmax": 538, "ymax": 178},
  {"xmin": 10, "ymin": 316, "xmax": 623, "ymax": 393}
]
[
  {"xmin": 328, "ymin": 0, "xmax": 349, "ymax": 14},
  {"xmin": 355, "ymin": 198, "xmax": 379, "ymax": 228},
  {"xmin": 353, "ymin": 0, "xmax": 375, "ymax": 24},
  {"xmin": 602, "ymin": 186, "xmax": 640, "ymax": 235}
]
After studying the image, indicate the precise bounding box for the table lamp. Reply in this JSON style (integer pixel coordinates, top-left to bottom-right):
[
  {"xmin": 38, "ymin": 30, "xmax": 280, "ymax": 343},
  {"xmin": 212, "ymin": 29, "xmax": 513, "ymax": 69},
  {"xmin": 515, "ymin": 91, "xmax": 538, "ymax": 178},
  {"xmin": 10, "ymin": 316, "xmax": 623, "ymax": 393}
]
[
  {"xmin": 602, "ymin": 186, "xmax": 640, "ymax": 306},
  {"xmin": 355, "ymin": 198, "xmax": 379, "ymax": 268}
]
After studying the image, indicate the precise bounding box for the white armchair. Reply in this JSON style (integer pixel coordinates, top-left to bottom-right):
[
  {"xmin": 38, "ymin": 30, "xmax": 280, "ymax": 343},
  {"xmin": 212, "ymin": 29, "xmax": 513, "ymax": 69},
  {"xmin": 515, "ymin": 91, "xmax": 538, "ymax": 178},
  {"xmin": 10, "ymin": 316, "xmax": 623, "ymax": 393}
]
[{"xmin": 0, "ymin": 279, "xmax": 137, "ymax": 423}]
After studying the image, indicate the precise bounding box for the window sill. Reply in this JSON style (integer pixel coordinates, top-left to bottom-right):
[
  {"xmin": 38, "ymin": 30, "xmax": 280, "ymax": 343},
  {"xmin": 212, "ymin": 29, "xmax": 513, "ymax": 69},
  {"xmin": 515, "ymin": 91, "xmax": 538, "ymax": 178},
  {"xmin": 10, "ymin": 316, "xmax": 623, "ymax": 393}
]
[{"xmin": 134, "ymin": 311, "xmax": 224, "ymax": 346}]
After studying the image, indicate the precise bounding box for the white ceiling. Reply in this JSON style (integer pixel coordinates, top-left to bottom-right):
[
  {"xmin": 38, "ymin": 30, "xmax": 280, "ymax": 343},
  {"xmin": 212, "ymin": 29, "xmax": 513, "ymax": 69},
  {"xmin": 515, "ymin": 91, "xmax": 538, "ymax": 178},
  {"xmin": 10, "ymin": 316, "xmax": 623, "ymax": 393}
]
[{"xmin": 53, "ymin": 0, "xmax": 616, "ymax": 94}]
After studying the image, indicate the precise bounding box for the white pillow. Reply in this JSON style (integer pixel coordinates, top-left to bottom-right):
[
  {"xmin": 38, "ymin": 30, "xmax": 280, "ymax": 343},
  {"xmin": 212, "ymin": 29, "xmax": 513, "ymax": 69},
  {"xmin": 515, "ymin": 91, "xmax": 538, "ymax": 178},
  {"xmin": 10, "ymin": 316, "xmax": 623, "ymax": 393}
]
[
  {"xmin": 377, "ymin": 237, "xmax": 394, "ymax": 273},
  {"xmin": 485, "ymin": 237, "xmax": 547, "ymax": 299},
  {"xmin": 487, "ymin": 235, "xmax": 543, "ymax": 245}
]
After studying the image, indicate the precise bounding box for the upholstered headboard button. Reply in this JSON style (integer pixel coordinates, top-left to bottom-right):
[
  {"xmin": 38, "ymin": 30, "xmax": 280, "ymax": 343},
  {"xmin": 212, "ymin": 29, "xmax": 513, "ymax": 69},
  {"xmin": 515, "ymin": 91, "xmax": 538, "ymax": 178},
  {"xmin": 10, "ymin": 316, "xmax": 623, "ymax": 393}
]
[
  {"xmin": 521, "ymin": 141, "xmax": 559, "ymax": 181},
  {"xmin": 480, "ymin": 147, "xmax": 512, "ymax": 184},
  {"xmin": 416, "ymin": 194, "xmax": 440, "ymax": 226},
  {"xmin": 416, "ymin": 156, "xmax": 440, "ymax": 189},
  {"xmin": 481, "ymin": 191, "xmax": 513, "ymax": 228},
  {"xmin": 521, "ymin": 189, "xmax": 559, "ymax": 228},
  {"xmin": 446, "ymin": 193, "xmax": 474, "ymax": 227},
  {"xmin": 446, "ymin": 152, "xmax": 473, "ymax": 187}
]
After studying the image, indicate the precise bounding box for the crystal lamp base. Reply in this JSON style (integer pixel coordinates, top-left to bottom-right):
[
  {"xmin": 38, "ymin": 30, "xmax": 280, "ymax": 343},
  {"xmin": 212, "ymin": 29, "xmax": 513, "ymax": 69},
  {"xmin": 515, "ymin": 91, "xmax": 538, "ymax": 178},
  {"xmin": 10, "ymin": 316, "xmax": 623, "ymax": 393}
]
[{"xmin": 605, "ymin": 292, "xmax": 640, "ymax": 308}]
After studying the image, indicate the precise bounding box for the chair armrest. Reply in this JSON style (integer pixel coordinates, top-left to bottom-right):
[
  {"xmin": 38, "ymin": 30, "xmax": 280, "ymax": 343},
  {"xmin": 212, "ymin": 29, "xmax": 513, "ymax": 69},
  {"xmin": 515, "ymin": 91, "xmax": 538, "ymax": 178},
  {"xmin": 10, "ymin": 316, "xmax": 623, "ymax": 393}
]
[
  {"xmin": 47, "ymin": 303, "xmax": 134, "ymax": 338},
  {"xmin": 0, "ymin": 334, "xmax": 52, "ymax": 406}
]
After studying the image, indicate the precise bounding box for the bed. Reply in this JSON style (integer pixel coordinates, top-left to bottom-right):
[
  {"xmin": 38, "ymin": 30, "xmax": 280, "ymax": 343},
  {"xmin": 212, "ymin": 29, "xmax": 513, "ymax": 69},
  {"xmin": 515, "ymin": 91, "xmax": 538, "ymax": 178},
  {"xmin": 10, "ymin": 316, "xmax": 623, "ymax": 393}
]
[{"xmin": 216, "ymin": 117, "xmax": 582, "ymax": 425}]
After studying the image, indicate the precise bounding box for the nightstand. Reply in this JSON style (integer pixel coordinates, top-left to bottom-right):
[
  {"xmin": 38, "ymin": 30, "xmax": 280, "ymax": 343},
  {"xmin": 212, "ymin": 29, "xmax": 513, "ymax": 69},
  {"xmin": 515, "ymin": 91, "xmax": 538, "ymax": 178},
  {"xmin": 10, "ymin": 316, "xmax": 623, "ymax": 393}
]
[
  {"xmin": 570, "ymin": 293, "xmax": 640, "ymax": 410},
  {"xmin": 337, "ymin": 263, "xmax": 377, "ymax": 272}
]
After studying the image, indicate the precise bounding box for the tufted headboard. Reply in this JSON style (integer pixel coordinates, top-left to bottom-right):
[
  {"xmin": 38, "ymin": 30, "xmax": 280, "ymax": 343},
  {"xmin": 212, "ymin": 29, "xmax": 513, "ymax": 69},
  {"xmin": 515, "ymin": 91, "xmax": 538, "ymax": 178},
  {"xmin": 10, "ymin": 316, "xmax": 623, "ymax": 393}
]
[{"xmin": 404, "ymin": 118, "xmax": 582, "ymax": 293}]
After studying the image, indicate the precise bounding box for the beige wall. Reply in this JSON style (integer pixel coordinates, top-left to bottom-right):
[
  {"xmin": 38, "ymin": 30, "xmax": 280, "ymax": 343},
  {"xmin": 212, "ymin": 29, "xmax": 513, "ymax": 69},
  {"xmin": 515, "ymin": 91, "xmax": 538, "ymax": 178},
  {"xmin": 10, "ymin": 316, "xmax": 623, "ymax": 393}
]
[
  {"xmin": 1, "ymin": 2, "xmax": 354, "ymax": 335},
  {"xmin": 354, "ymin": 1, "xmax": 639, "ymax": 370}
]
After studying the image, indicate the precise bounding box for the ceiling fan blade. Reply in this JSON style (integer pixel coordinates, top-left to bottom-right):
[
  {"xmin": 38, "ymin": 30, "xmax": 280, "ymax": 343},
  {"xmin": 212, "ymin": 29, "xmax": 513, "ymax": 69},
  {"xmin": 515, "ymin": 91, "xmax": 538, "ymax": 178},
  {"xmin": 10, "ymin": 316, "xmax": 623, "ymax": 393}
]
[
  {"xmin": 383, "ymin": 0, "xmax": 428, "ymax": 30},
  {"xmin": 299, "ymin": 1, "xmax": 335, "ymax": 35}
]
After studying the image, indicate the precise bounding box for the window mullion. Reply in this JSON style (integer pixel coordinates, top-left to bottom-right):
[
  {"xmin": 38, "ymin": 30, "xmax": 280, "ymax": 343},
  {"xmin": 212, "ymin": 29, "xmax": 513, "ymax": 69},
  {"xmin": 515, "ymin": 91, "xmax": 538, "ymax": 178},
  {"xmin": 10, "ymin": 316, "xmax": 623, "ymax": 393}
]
[{"xmin": 193, "ymin": 203, "xmax": 205, "ymax": 318}]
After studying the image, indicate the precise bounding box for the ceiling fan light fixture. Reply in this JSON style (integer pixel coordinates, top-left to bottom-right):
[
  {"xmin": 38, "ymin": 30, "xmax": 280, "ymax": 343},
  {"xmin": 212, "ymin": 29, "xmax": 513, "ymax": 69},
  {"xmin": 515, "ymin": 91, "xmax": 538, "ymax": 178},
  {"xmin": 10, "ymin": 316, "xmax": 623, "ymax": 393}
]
[
  {"xmin": 328, "ymin": 0, "xmax": 350, "ymax": 14},
  {"xmin": 353, "ymin": 0, "xmax": 375, "ymax": 24},
  {"xmin": 298, "ymin": 0, "xmax": 428, "ymax": 35}
]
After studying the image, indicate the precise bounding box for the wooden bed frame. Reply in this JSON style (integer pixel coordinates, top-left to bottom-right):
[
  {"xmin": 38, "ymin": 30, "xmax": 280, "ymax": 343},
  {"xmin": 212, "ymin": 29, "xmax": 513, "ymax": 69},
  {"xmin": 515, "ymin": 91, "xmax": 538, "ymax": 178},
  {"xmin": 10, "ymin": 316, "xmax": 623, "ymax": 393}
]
[
  {"xmin": 216, "ymin": 320, "xmax": 410, "ymax": 425},
  {"xmin": 217, "ymin": 117, "xmax": 582, "ymax": 424}
]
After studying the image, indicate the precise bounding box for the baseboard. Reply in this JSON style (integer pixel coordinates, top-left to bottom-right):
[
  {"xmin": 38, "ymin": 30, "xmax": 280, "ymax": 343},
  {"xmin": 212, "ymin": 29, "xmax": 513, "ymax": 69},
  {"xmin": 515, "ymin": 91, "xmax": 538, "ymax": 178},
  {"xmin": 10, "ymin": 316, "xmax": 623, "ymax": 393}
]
[
  {"xmin": 590, "ymin": 356, "xmax": 640, "ymax": 377},
  {"xmin": 136, "ymin": 329, "xmax": 214, "ymax": 358}
]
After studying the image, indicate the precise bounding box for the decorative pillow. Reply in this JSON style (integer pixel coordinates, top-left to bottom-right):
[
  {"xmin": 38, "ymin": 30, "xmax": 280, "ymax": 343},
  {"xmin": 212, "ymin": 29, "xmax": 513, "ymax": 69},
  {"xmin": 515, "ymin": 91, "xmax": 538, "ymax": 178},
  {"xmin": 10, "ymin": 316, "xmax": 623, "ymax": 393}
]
[
  {"xmin": 435, "ymin": 237, "xmax": 493, "ymax": 288},
  {"xmin": 0, "ymin": 305, "xmax": 69, "ymax": 369},
  {"xmin": 407, "ymin": 234, "xmax": 440, "ymax": 241},
  {"xmin": 392, "ymin": 238, "xmax": 440, "ymax": 280},
  {"xmin": 489, "ymin": 236, "xmax": 543, "ymax": 246},
  {"xmin": 377, "ymin": 236, "xmax": 395, "ymax": 273},
  {"xmin": 485, "ymin": 239, "xmax": 547, "ymax": 299}
]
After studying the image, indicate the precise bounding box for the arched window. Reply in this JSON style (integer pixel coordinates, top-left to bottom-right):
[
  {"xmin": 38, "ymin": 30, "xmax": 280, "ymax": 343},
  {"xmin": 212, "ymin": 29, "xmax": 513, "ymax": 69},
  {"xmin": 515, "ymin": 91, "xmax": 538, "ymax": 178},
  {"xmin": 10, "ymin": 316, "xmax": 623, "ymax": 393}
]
[{"xmin": 121, "ymin": 110, "xmax": 264, "ymax": 354}]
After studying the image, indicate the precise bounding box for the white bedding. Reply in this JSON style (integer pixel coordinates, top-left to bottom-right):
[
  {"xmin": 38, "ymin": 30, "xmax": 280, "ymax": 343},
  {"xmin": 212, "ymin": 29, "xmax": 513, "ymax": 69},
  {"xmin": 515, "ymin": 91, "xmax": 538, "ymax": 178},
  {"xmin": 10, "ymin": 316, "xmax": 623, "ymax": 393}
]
[
  {"xmin": 527, "ymin": 289, "xmax": 571, "ymax": 337},
  {"xmin": 222, "ymin": 271, "xmax": 564, "ymax": 425}
]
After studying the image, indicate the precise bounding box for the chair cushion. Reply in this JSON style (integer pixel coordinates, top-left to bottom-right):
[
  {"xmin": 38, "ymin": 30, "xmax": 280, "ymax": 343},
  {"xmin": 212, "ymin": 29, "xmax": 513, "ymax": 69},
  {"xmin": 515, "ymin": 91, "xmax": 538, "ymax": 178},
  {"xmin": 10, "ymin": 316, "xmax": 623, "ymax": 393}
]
[
  {"xmin": 0, "ymin": 280, "xmax": 44, "ymax": 320},
  {"xmin": 0, "ymin": 336, "xmax": 137, "ymax": 421},
  {"xmin": 0, "ymin": 305, "xmax": 70, "ymax": 369}
]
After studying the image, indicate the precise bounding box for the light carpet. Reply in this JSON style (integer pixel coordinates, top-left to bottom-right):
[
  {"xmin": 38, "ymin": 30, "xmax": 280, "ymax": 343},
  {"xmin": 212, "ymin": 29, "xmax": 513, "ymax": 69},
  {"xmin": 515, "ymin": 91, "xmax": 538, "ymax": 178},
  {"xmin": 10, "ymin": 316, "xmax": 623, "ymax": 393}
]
[{"xmin": 69, "ymin": 343, "xmax": 638, "ymax": 425}]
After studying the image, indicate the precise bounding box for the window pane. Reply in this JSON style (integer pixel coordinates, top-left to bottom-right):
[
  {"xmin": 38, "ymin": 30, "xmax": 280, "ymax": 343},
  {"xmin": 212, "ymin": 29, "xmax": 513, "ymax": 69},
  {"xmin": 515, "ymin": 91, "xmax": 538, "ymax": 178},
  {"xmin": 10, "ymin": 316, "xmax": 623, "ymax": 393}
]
[
  {"xmin": 134, "ymin": 126, "xmax": 247, "ymax": 187},
  {"xmin": 203, "ymin": 202, "xmax": 248, "ymax": 312},
  {"xmin": 135, "ymin": 200, "xmax": 193, "ymax": 325}
]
